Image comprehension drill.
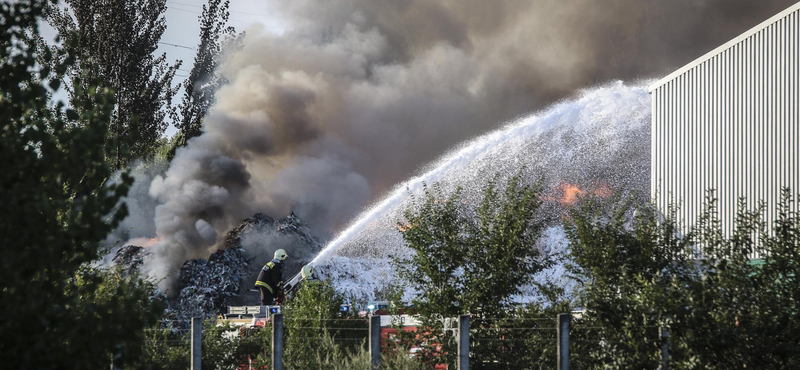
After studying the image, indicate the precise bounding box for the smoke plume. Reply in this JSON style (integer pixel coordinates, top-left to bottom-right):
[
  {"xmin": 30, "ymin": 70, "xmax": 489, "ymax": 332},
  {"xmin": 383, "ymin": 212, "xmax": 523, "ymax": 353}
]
[{"xmin": 136, "ymin": 0, "xmax": 797, "ymax": 287}]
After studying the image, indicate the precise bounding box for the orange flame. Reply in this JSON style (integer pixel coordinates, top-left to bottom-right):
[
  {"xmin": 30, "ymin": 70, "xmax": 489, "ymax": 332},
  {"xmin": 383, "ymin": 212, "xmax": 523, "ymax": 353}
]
[
  {"xmin": 143, "ymin": 232, "xmax": 162, "ymax": 247},
  {"xmin": 559, "ymin": 183, "xmax": 586, "ymax": 205},
  {"xmin": 594, "ymin": 181, "xmax": 613, "ymax": 198},
  {"xmin": 544, "ymin": 181, "xmax": 613, "ymax": 205}
]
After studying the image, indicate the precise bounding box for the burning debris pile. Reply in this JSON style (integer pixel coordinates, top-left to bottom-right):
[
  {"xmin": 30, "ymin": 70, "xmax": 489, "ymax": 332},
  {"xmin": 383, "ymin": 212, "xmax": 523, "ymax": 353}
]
[
  {"xmin": 111, "ymin": 244, "xmax": 249, "ymax": 320},
  {"xmin": 112, "ymin": 212, "xmax": 322, "ymax": 318},
  {"xmin": 112, "ymin": 245, "xmax": 149, "ymax": 277},
  {"xmin": 225, "ymin": 212, "xmax": 323, "ymax": 305},
  {"xmin": 223, "ymin": 213, "xmax": 277, "ymax": 249},
  {"xmin": 168, "ymin": 248, "xmax": 249, "ymax": 319},
  {"xmin": 226, "ymin": 212, "xmax": 320, "ymax": 251}
]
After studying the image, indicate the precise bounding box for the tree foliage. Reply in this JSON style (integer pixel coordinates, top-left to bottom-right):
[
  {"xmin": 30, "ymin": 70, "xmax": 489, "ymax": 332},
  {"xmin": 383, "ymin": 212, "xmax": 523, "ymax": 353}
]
[
  {"xmin": 282, "ymin": 279, "xmax": 368, "ymax": 369},
  {"xmin": 126, "ymin": 319, "xmax": 266, "ymax": 370},
  {"xmin": 45, "ymin": 0, "xmax": 180, "ymax": 169},
  {"xmin": 395, "ymin": 175, "xmax": 549, "ymax": 367},
  {"xmin": 1, "ymin": 1, "xmax": 160, "ymax": 367},
  {"xmin": 566, "ymin": 196, "xmax": 694, "ymax": 369},
  {"xmin": 398, "ymin": 176, "xmax": 547, "ymax": 318},
  {"xmin": 567, "ymin": 190, "xmax": 800, "ymax": 369},
  {"xmin": 279, "ymin": 279, "xmax": 426, "ymax": 370},
  {"xmin": 170, "ymin": 0, "xmax": 240, "ymax": 158},
  {"xmin": 674, "ymin": 190, "xmax": 800, "ymax": 369}
]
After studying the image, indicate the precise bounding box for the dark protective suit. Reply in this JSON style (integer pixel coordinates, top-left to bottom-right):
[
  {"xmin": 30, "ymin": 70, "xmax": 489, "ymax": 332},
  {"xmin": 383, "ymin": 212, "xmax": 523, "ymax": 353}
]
[{"xmin": 255, "ymin": 259, "xmax": 283, "ymax": 305}]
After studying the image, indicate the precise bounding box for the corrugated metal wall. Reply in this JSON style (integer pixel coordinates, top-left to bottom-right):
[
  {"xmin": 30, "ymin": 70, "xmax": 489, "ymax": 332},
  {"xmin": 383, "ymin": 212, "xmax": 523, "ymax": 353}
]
[{"xmin": 650, "ymin": 3, "xmax": 799, "ymax": 252}]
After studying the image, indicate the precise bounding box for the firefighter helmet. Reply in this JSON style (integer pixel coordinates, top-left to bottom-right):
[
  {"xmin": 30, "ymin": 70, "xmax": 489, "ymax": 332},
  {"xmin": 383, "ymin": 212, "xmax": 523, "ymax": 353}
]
[
  {"xmin": 301, "ymin": 265, "xmax": 314, "ymax": 279},
  {"xmin": 274, "ymin": 249, "xmax": 288, "ymax": 261}
]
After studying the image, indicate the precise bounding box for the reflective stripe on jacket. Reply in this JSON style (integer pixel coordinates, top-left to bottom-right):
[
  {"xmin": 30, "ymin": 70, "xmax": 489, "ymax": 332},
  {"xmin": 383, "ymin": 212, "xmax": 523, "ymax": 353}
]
[
  {"xmin": 255, "ymin": 280, "xmax": 274, "ymax": 293},
  {"xmin": 255, "ymin": 259, "xmax": 283, "ymax": 294}
]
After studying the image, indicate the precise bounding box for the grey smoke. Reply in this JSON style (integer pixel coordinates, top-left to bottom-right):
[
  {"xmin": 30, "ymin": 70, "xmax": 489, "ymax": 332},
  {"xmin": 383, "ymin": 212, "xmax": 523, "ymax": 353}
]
[
  {"xmin": 230, "ymin": 0, "xmax": 797, "ymax": 196},
  {"xmin": 102, "ymin": 161, "xmax": 166, "ymax": 257},
  {"xmin": 134, "ymin": 0, "xmax": 798, "ymax": 287}
]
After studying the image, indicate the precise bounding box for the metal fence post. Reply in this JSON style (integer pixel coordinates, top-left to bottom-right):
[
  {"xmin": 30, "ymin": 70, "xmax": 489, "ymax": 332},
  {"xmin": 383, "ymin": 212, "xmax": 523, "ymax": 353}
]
[
  {"xmin": 369, "ymin": 315, "xmax": 381, "ymax": 369},
  {"xmin": 557, "ymin": 313, "xmax": 570, "ymax": 370},
  {"xmin": 458, "ymin": 315, "xmax": 470, "ymax": 370},
  {"xmin": 191, "ymin": 317, "xmax": 202, "ymax": 370},
  {"xmin": 272, "ymin": 313, "xmax": 284, "ymax": 370},
  {"xmin": 110, "ymin": 346, "xmax": 121, "ymax": 370},
  {"xmin": 659, "ymin": 326, "xmax": 670, "ymax": 370}
]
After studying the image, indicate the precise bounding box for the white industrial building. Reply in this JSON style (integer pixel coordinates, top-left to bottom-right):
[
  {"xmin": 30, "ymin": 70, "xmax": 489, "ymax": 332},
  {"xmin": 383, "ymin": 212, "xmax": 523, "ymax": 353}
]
[{"xmin": 649, "ymin": 2, "xmax": 800, "ymax": 248}]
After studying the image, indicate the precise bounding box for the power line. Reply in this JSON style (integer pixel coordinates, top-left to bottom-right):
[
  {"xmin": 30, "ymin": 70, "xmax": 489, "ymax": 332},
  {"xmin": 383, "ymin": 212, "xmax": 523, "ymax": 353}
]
[
  {"xmin": 165, "ymin": 1, "xmax": 285, "ymax": 29},
  {"xmin": 167, "ymin": 0, "xmax": 202, "ymax": 8},
  {"xmin": 166, "ymin": 5, "xmax": 201, "ymax": 15},
  {"xmin": 229, "ymin": 9, "xmax": 274, "ymax": 17},
  {"xmin": 165, "ymin": 5, "xmax": 252, "ymax": 26},
  {"xmin": 167, "ymin": 0, "xmax": 274, "ymax": 18},
  {"xmin": 159, "ymin": 41, "xmax": 195, "ymax": 50}
]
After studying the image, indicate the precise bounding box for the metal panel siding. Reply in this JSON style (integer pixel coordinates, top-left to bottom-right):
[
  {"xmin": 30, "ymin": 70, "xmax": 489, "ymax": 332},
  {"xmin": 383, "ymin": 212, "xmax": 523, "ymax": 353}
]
[{"xmin": 650, "ymin": 5, "xmax": 800, "ymax": 247}]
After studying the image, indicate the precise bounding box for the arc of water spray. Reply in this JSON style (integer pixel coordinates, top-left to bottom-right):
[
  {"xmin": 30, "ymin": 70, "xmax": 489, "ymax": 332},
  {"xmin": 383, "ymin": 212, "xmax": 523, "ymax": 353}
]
[
  {"xmin": 308, "ymin": 87, "xmax": 617, "ymax": 266},
  {"xmin": 288, "ymin": 80, "xmax": 650, "ymax": 294},
  {"xmin": 308, "ymin": 80, "xmax": 654, "ymax": 268}
]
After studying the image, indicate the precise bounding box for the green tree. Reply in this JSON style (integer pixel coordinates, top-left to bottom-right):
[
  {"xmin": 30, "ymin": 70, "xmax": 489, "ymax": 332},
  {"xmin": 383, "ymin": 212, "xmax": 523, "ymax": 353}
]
[
  {"xmin": 566, "ymin": 190, "xmax": 800, "ymax": 369},
  {"xmin": 127, "ymin": 319, "xmax": 260, "ymax": 370},
  {"xmin": 281, "ymin": 279, "xmax": 429, "ymax": 369},
  {"xmin": 395, "ymin": 175, "xmax": 549, "ymax": 368},
  {"xmin": 170, "ymin": 0, "xmax": 240, "ymax": 158},
  {"xmin": 282, "ymin": 279, "xmax": 368, "ymax": 369},
  {"xmin": 130, "ymin": 326, "xmax": 190, "ymax": 370},
  {"xmin": 45, "ymin": 0, "xmax": 180, "ymax": 169},
  {"xmin": 566, "ymin": 197, "xmax": 694, "ymax": 369},
  {"xmin": 0, "ymin": 1, "xmax": 160, "ymax": 367},
  {"xmin": 674, "ymin": 191, "xmax": 800, "ymax": 369}
]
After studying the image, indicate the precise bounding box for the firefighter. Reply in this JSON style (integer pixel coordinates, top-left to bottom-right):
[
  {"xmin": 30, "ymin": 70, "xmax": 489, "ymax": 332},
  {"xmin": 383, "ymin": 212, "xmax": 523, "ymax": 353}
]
[
  {"xmin": 300, "ymin": 265, "xmax": 317, "ymax": 282},
  {"xmin": 255, "ymin": 249, "xmax": 287, "ymax": 305}
]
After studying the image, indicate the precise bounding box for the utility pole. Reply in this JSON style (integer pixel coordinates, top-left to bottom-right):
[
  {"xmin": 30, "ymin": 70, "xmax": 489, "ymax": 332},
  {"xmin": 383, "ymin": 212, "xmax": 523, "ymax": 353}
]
[
  {"xmin": 369, "ymin": 315, "xmax": 381, "ymax": 369},
  {"xmin": 557, "ymin": 313, "xmax": 570, "ymax": 370},
  {"xmin": 191, "ymin": 317, "xmax": 202, "ymax": 370},
  {"xmin": 272, "ymin": 313, "xmax": 284, "ymax": 370},
  {"xmin": 458, "ymin": 315, "xmax": 470, "ymax": 370}
]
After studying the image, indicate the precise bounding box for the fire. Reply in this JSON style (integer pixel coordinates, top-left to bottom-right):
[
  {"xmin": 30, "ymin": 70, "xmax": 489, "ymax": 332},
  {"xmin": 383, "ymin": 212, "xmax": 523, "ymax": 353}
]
[
  {"xmin": 145, "ymin": 232, "xmax": 163, "ymax": 247},
  {"xmin": 593, "ymin": 181, "xmax": 613, "ymax": 198},
  {"xmin": 396, "ymin": 221, "xmax": 420, "ymax": 232},
  {"xmin": 559, "ymin": 183, "xmax": 586, "ymax": 204},
  {"xmin": 544, "ymin": 181, "xmax": 613, "ymax": 205},
  {"xmin": 126, "ymin": 234, "xmax": 162, "ymax": 248},
  {"xmin": 143, "ymin": 235, "xmax": 162, "ymax": 247}
]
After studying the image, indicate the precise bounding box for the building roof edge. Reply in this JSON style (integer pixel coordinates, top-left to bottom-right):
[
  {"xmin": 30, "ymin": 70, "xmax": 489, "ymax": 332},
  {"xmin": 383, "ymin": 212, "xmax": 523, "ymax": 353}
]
[{"xmin": 649, "ymin": 1, "xmax": 800, "ymax": 92}]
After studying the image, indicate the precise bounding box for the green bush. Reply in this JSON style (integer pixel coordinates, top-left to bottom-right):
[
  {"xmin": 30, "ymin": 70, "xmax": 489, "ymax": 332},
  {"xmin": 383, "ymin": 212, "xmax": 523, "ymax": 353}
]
[
  {"xmin": 566, "ymin": 190, "xmax": 800, "ymax": 369},
  {"xmin": 394, "ymin": 174, "xmax": 551, "ymax": 368},
  {"xmin": 283, "ymin": 279, "xmax": 369, "ymax": 369}
]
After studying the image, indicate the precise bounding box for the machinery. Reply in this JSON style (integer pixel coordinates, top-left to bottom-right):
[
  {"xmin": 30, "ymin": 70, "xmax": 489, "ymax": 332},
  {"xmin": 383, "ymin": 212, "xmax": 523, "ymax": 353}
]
[
  {"xmin": 224, "ymin": 265, "xmax": 339, "ymax": 328},
  {"xmin": 221, "ymin": 305, "xmax": 281, "ymax": 328},
  {"xmin": 282, "ymin": 264, "xmax": 317, "ymax": 296}
]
